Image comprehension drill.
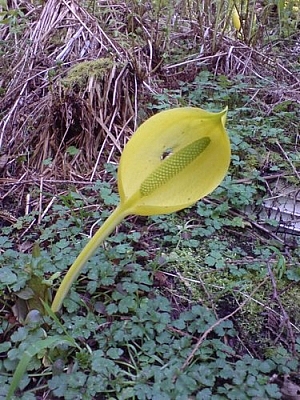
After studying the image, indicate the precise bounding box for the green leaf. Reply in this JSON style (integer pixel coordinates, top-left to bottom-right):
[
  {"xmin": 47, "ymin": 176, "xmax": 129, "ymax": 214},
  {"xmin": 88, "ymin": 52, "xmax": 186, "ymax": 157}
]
[
  {"xmin": 6, "ymin": 336, "xmax": 77, "ymax": 399},
  {"xmin": 66, "ymin": 146, "xmax": 79, "ymax": 156},
  {"xmin": 106, "ymin": 347, "xmax": 124, "ymax": 359},
  {"xmin": 0, "ymin": 267, "xmax": 17, "ymax": 285},
  {"xmin": 258, "ymin": 359, "xmax": 276, "ymax": 373},
  {"xmin": 0, "ymin": 342, "xmax": 11, "ymax": 353}
]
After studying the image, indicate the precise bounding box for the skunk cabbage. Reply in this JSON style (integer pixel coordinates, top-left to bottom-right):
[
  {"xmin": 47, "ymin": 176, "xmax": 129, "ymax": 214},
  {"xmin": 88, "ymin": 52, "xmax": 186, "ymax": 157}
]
[{"xmin": 51, "ymin": 107, "xmax": 231, "ymax": 312}]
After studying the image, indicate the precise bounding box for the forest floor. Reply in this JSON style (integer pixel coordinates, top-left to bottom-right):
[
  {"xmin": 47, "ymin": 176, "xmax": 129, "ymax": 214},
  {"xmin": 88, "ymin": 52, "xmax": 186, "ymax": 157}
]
[{"xmin": 0, "ymin": 1, "xmax": 300, "ymax": 399}]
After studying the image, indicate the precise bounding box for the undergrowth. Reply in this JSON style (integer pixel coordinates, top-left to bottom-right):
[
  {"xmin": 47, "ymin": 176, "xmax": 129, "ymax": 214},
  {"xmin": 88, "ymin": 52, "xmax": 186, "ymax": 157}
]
[
  {"xmin": 1, "ymin": 0, "xmax": 300, "ymax": 399},
  {"xmin": 1, "ymin": 71, "xmax": 300, "ymax": 398}
]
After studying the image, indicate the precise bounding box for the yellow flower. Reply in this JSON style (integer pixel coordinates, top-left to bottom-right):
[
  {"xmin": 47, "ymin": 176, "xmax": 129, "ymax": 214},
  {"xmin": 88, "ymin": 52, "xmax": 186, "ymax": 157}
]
[
  {"xmin": 51, "ymin": 107, "xmax": 231, "ymax": 312},
  {"xmin": 118, "ymin": 107, "xmax": 230, "ymax": 215}
]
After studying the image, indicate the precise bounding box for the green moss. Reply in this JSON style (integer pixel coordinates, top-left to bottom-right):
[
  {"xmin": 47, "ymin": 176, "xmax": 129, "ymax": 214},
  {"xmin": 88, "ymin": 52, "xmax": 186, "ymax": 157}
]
[{"xmin": 62, "ymin": 58, "xmax": 114, "ymax": 88}]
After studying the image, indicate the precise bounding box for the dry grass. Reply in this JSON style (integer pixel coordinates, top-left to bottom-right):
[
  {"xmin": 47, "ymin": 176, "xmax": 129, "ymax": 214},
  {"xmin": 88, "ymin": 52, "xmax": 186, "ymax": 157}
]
[{"xmin": 1, "ymin": 0, "xmax": 139, "ymax": 181}]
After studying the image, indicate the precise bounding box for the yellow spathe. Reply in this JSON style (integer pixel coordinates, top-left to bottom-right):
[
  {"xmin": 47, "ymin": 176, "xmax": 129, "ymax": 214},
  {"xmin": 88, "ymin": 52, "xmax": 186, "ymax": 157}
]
[
  {"xmin": 118, "ymin": 107, "xmax": 231, "ymax": 215},
  {"xmin": 232, "ymin": 6, "xmax": 241, "ymax": 31}
]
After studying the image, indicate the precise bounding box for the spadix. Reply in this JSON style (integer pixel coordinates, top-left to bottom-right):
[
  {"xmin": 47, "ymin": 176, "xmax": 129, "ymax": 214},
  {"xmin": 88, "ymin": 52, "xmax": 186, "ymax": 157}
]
[{"xmin": 51, "ymin": 107, "xmax": 231, "ymax": 312}]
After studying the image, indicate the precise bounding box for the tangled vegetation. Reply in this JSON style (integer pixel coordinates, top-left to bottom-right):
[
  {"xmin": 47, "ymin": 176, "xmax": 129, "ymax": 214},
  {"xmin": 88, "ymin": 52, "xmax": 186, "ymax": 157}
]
[{"xmin": 0, "ymin": 0, "xmax": 299, "ymax": 399}]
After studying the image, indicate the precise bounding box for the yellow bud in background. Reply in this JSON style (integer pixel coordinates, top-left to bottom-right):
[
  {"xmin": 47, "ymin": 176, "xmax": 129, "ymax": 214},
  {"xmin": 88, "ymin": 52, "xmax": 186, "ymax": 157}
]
[{"xmin": 232, "ymin": 6, "xmax": 241, "ymax": 31}]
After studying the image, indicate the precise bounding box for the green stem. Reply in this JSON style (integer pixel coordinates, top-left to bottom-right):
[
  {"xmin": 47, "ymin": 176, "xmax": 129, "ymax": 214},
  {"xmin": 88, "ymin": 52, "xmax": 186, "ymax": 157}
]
[{"xmin": 51, "ymin": 203, "xmax": 131, "ymax": 312}]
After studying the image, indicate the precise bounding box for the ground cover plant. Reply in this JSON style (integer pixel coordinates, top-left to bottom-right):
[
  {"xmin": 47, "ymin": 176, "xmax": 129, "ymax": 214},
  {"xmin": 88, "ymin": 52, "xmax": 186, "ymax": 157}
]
[{"xmin": 0, "ymin": 0, "xmax": 300, "ymax": 399}]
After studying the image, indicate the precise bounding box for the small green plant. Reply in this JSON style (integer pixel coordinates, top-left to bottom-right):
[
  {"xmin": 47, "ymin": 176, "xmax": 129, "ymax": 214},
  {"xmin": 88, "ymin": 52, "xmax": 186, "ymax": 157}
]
[{"xmin": 0, "ymin": 3, "xmax": 26, "ymax": 34}]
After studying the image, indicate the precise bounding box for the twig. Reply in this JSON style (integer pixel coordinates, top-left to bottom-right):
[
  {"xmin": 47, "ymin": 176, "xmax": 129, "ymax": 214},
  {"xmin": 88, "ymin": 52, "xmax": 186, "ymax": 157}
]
[
  {"xmin": 162, "ymin": 270, "xmax": 300, "ymax": 334},
  {"xmin": 276, "ymin": 140, "xmax": 300, "ymax": 181},
  {"xmin": 267, "ymin": 260, "xmax": 296, "ymax": 355},
  {"xmin": 179, "ymin": 276, "xmax": 268, "ymax": 373}
]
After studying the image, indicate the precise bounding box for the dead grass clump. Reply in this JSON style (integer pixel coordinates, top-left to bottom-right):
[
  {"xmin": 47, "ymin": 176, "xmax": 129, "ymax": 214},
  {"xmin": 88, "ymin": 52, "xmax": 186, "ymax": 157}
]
[
  {"xmin": 31, "ymin": 57, "xmax": 137, "ymax": 180},
  {"xmin": 0, "ymin": 0, "xmax": 139, "ymax": 180}
]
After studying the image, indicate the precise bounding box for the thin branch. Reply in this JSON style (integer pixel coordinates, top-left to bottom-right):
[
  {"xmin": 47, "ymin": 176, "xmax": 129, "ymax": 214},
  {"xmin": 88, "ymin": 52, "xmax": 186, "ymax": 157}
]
[{"xmin": 179, "ymin": 276, "xmax": 269, "ymax": 372}]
